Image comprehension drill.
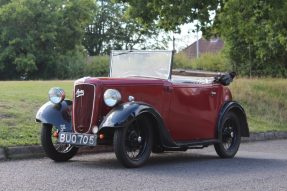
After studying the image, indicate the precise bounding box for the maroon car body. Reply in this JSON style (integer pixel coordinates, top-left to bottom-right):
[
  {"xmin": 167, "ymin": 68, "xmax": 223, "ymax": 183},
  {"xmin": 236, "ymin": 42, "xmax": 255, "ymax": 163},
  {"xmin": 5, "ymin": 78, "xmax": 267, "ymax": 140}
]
[
  {"xmin": 36, "ymin": 50, "xmax": 249, "ymax": 168},
  {"xmin": 75, "ymin": 77, "xmax": 228, "ymax": 140}
]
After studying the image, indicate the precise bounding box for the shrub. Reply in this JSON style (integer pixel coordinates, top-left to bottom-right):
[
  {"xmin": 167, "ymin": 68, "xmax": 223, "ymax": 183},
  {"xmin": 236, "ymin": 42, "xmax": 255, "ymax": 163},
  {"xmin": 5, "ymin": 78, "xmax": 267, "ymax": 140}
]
[
  {"xmin": 173, "ymin": 52, "xmax": 193, "ymax": 69},
  {"xmin": 174, "ymin": 52, "xmax": 232, "ymax": 72},
  {"xmin": 55, "ymin": 48, "xmax": 86, "ymax": 79},
  {"xmin": 192, "ymin": 53, "xmax": 232, "ymax": 72},
  {"xmin": 55, "ymin": 52, "xmax": 110, "ymax": 79},
  {"xmin": 84, "ymin": 55, "xmax": 109, "ymax": 77}
]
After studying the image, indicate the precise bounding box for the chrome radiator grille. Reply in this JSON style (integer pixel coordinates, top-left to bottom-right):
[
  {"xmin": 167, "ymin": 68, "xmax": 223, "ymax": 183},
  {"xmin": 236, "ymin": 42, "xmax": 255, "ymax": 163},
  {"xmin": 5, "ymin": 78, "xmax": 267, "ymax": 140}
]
[{"xmin": 73, "ymin": 84, "xmax": 96, "ymax": 133}]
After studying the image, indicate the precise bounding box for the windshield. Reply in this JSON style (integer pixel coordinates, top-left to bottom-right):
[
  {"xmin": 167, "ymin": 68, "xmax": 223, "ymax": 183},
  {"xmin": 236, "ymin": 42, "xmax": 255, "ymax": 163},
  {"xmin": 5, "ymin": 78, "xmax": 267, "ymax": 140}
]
[{"xmin": 110, "ymin": 50, "xmax": 173, "ymax": 79}]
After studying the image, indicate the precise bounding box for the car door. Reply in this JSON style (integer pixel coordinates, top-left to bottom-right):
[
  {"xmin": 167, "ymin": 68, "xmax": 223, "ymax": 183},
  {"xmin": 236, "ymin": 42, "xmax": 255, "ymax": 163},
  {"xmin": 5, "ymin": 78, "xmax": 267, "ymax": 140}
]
[{"xmin": 166, "ymin": 81, "xmax": 222, "ymax": 141}]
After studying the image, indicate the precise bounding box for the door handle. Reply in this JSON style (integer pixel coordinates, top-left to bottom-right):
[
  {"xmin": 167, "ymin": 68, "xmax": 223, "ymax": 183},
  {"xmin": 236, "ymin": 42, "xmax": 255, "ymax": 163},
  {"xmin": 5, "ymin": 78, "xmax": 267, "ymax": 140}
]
[
  {"xmin": 164, "ymin": 86, "xmax": 173, "ymax": 92},
  {"xmin": 210, "ymin": 91, "xmax": 217, "ymax": 96}
]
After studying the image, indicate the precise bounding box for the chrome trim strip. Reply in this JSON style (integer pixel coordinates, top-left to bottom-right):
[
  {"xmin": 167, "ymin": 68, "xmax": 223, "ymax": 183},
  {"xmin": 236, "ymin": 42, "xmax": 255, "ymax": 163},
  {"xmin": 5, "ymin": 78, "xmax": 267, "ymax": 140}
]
[{"xmin": 73, "ymin": 83, "xmax": 96, "ymax": 134}]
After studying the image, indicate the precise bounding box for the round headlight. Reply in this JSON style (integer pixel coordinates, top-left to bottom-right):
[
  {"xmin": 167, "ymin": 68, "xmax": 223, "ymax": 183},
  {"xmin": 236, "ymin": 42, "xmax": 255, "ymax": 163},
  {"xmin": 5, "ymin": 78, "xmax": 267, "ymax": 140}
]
[
  {"xmin": 48, "ymin": 87, "xmax": 65, "ymax": 104},
  {"xmin": 104, "ymin": 89, "xmax": 121, "ymax": 107}
]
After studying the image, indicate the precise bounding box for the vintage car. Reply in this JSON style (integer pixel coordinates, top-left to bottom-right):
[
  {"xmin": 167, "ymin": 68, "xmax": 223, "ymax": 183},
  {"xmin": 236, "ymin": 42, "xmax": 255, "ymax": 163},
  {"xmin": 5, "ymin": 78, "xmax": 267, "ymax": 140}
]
[{"xmin": 36, "ymin": 50, "xmax": 249, "ymax": 168}]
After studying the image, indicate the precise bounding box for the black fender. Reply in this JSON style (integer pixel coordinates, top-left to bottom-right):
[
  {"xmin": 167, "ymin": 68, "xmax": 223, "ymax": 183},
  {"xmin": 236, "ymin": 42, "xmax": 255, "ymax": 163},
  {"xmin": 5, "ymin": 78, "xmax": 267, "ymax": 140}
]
[
  {"xmin": 35, "ymin": 100, "xmax": 72, "ymax": 132},
  {"xmin": 217, "ymin": 101, "xmax": 249, "ymax": 139},
  {"xmin": 99, "ymin": 102, "xmax": 177, "ymax": 147}
]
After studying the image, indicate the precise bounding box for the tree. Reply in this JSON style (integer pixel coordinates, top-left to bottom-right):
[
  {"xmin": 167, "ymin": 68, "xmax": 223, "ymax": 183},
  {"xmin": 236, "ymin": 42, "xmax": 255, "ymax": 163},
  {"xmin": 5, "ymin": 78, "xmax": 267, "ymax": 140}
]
[
  {"xmin": 116, "ymin": 0, "xmax": 224, "ymax": 32},
  {"xmin": 83, "ymin": 0, "xmax": 169, "ymax": 56},
  {"xmin": 216, "ymin": 0, "xmax": 287, "ymax": 77},
  {"xmin": 120, "ymin": 0, "xmax": 287, "ymax": 77},
  {"xmin": 0, "ymin": 0, "xmax": 94, "ymax": 79}
]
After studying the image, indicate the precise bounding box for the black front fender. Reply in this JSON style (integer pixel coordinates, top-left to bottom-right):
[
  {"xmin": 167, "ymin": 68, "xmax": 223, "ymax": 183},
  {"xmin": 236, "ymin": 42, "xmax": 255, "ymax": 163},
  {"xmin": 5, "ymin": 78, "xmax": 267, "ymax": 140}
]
[
  {"xmin": 99, "ymin": 102, "xmax": 177, "ymax": 148},
  {"xmin": 217, "ymin": 101, "xmax": 249, "ymax": 138},
  {"xmin": 35, "ymin": 100, "xmax": 72, "ymax": 132},
  {"xmin": 100, "ymin": 102, "xmax": 155, "ymax": 129}
]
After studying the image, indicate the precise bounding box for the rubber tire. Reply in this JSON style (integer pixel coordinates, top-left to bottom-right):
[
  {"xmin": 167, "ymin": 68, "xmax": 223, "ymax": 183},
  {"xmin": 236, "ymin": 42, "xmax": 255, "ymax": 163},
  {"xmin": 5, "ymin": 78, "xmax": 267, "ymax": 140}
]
[
  {"xmin": 113, "ymin": 117, "xmax": 153, "ymax": 168},
  {"xmin": 41, "ymin": 124, "xmax": 78, "ymax": 162},
  {"xmin": 214, "ymin": 112, "xmax": 241, "ymax": 158}
]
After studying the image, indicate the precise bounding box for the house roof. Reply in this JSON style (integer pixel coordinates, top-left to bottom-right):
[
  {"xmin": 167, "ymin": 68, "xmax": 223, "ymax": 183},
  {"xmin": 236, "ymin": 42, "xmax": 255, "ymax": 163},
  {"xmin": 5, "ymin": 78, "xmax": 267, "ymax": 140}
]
[{"xmin": 181, "ymin": 38, "xmax": 224, "ymax": 59}]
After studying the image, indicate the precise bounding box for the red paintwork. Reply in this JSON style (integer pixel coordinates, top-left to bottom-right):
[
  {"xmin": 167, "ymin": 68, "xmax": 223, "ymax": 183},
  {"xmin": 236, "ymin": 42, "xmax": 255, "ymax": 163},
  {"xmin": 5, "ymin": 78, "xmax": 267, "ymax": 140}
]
[
  {"xmin": 73, "ymin": 84, "xmax": 96, "ymax": 133},
  {"xmin": 166, "ymin": 83, "xmax": 223, "ymax": 140},
  {"xmin": 73, "ymin": 76, "xmax": 231, "ymax": 141}
]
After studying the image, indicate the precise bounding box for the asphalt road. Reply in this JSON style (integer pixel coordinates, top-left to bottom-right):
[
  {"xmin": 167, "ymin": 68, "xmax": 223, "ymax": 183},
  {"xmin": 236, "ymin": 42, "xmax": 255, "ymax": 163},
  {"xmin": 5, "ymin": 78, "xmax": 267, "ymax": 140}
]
[{"xmin": 0, "ymin": 140, "xmax": 287, "ymax": 191}]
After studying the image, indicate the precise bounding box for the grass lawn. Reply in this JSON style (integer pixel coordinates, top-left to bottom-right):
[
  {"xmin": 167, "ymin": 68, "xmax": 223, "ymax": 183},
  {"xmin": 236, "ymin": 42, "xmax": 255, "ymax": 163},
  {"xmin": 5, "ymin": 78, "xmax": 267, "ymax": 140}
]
[
  {"xmin": 0, "ymin": 81, "xmax": 74, "ymax": 147},
  {"xmin": 230, "ymin": 78, "xmax": 287, "ymax": 133},
  {"xmin": 0, "ymin": 78, "xmax": 286, "ymax": 147}
]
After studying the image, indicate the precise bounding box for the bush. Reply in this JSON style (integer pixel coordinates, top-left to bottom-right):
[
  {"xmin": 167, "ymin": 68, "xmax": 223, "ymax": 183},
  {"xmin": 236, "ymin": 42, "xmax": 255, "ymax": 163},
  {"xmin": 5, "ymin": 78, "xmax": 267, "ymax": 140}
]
[
  {"xmin": 55, "ymin": 48, "xmax": 86, "ymax": 79},
  {"xmin": 84, "ymin": 55, "xmax": 109, "ymax": 77},
  {"xmin": 54, "ymin": 50, "xmax": 110, "ymax": 79},
  {"xmin": 173, "ymin": 52, "xmax": 193, "ymax": 69},
  {"xmin": 193, "ymin": 53, "xmax": 232, "ymax": 72},
  {"xmin": 174, "ymin": 52, "xmax": 232, "ymax": 72}
]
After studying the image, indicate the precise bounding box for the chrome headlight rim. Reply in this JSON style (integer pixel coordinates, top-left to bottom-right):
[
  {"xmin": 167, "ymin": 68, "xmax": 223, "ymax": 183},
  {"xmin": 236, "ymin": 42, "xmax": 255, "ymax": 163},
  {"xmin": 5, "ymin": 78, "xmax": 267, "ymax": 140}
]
[
  {"xmin": 48, "ymin": 87, "xmax": 65, "ymax": 104},
  {"xmin": 103, "ymin": 89, "xmax": 121, "ymax": 107}
]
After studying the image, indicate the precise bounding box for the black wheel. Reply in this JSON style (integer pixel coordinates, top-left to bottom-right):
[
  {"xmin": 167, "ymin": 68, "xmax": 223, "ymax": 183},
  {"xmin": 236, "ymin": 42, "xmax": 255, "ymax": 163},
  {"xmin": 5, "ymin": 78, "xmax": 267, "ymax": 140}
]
[
  {"xmin": 214, "ymin": 112, "xmax": 241, "ymax": 158},
  {"xmin": 113, "ymin": 116, "xmax": 153, "ymax": 168},
  {"xmin": 41, "ymin": 124, "xmax": 78, "ymax": 162}
]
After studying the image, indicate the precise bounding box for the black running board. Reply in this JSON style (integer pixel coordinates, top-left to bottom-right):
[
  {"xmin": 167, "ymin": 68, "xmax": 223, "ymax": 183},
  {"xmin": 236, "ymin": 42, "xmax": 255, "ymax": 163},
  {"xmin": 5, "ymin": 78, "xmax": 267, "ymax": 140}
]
[{"xmin": 163, "ymin": 139, "xmax": 219, "ymax": 151}]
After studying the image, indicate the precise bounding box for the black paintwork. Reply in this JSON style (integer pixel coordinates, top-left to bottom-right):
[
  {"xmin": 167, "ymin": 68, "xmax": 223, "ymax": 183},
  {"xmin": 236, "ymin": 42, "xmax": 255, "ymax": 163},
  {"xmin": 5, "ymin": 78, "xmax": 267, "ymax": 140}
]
[
  {"xmin": 99, "ymin": 102, "xmax": 225, "ymax": 150},
  {"xmin": 35, "ymin": 99, "xmax": 249, "ymax": 151},
  {"xmin": 35, "ymin": 100, "xmax": 73, "ymax": 132},
  {"xmin": 99, "ymin": 101, "xmax": 178, "ymax": 148},
  {"xmin": 214, "ymin": 72, "xmax": 237, "ymax": 86},
  {"xmin": 216, "ymin": 101, "xmax": 249, "ymax": 141}
]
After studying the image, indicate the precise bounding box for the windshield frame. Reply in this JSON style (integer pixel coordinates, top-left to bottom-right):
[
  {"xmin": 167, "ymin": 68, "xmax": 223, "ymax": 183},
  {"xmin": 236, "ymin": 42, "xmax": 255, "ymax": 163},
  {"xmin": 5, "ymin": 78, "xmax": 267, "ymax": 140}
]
[{"xmin": 109, "ymin": 50, "xmax": 173, "ymax": 80}]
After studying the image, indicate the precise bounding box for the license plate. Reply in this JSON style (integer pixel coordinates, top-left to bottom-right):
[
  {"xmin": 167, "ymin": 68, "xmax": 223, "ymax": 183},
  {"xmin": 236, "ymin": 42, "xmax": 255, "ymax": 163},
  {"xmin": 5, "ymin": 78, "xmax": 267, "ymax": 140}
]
[{"xmin": 57, "ymin": 132, "xmax": 97, "ymax": 146}]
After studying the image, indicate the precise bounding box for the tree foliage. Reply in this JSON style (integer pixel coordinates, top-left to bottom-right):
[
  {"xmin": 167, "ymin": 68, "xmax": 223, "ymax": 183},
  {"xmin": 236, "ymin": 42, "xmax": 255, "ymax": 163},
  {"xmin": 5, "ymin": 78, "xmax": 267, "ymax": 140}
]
[
  {"xmin": 120, "ymin": 0, "xmax": 287, "ymax": 77},
  {"xmin": 84, "ymin": 0, "xmax": 170, "ymax": 56},
  {"xmin": 116, "ymin": 0, "xmax": 224, "ymax": 32},
  {"xmin": 0, "ymin": 0, "xmax": 172, "ymax": 80},
  {"xmin": 0, "ymin": 0, "xmax": 94, "ymax": 79},
  {"xmin": 216, "ymin": 0, "xmax": 287, "ymax": 77}
]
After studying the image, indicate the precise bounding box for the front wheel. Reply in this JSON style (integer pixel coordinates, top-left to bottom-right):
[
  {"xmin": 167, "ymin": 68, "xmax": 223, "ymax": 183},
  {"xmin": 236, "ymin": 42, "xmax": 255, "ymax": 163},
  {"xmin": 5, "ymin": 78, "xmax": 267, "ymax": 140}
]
[
  {"xmin": 214, "ymin": 112, "xmax": 241, "ymax": 158},
  {"xmin": 41, "ymin": 124, "xmax": 78, "ymax": 162},
  {"xmin": 113, "ymin": 116, "xmax": 153, "ymax": 168}
]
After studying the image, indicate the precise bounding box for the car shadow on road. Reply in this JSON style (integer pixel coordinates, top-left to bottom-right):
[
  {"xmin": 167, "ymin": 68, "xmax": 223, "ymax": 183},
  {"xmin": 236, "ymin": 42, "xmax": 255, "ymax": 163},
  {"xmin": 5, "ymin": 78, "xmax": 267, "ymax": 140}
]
[
  {"xmin": 67, "ymin": 150, "xmax": 217, "ymax": 168},
  {"xmin": 66, "ymin": 150, "xmax": 287, "ymax": 176},
  {"xmin": 142, "ymin": 152, "xmax": 287, "ymax": 178}
]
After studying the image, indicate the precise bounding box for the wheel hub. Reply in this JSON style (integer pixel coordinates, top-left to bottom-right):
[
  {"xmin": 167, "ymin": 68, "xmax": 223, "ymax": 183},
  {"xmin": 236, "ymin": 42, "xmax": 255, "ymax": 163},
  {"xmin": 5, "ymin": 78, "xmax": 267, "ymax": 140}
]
[
  {"xmin": 222, "ymin": 124, "xmax": 236, "ymax": 150},
  {"xmin": 137, "ymin": 136, "xmax": 142, "ymax": 143},
  {"xmin": 127, "ymin": 130, "xmax": 141, "ymax": 148}
]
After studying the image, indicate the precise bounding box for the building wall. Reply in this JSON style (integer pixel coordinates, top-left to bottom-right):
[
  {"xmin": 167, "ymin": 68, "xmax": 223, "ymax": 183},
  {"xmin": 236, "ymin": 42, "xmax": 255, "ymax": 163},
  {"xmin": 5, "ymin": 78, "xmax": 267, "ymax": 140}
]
[{"xmin": 181, "ymin": 38, "xmax": 224, "ymax": 59}]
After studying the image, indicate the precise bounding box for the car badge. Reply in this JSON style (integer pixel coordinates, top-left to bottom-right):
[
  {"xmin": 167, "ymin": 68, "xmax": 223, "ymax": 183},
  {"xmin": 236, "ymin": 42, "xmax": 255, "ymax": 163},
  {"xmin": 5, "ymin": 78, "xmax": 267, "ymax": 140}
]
[{"xmin": 76, "ymin": 89, "xmax": 84, "ymax": 98}]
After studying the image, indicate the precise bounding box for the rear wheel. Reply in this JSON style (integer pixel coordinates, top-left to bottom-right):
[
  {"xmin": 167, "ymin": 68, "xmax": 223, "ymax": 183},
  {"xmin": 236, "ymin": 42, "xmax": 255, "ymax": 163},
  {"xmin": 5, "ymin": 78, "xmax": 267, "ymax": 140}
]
[
  {"xmin": 41, "ymin": 124, "xmax": 78, "ymax": 162},
  {"xmin": 214, "ymin": 112, "xmax": 241, "ymax": 158},
  {"xmin": 113, "ymin": 116, "xmax": 153, "ymax": 168}
]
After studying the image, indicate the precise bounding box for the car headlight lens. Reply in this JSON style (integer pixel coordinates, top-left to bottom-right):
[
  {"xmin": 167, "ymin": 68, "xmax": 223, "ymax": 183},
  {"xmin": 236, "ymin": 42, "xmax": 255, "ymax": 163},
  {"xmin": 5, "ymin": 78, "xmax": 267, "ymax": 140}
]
[
  {"xmin": 48, "ymin": 87, "xmax": 65, "ymax": 104},
  {"xmin": 104, "ymin": 89, "xmax": 121, "ymax": 107}
]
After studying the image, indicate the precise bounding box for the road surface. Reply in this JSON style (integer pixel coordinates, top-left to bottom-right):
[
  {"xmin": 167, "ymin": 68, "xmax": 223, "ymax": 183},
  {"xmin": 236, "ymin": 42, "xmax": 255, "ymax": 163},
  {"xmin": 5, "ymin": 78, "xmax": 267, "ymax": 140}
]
[{"xmin": 0, "ymin": 140, "xmax": 286, "ymax": 191}]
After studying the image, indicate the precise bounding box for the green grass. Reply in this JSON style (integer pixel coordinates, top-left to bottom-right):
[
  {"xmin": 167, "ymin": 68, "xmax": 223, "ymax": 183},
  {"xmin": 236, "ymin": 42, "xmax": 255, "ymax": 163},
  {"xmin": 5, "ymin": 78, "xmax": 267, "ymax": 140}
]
[
  {"xmin": 0, "ymin": 81, "xmax": 74, "ymax": 147},
  {"xmin": 0, "ymin": 78, "xmax": 286, "ymax": 147},
  {"xmin": 230, "ymin": 78, "xmax": 287, "ymax": 132}
]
